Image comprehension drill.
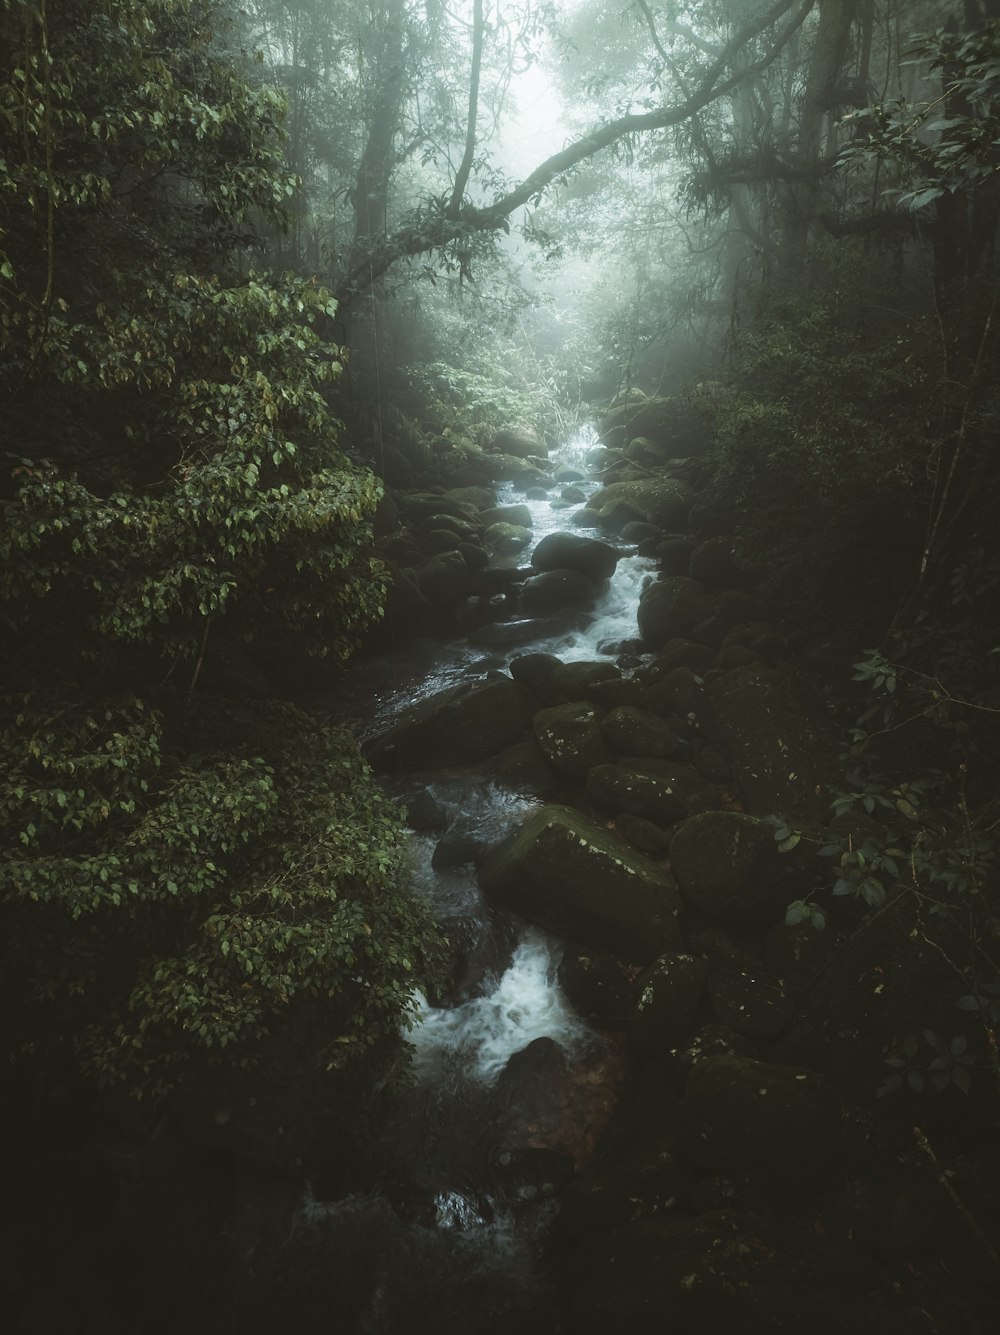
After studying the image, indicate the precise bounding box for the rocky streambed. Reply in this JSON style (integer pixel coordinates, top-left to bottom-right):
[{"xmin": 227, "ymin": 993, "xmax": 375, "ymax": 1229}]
[{"xmin": 283, "ymin": 409, "xmax": 999, "ymax": 1334}]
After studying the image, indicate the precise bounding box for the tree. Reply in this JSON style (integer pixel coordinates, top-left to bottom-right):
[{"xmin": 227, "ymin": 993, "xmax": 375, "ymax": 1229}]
[{"xmin": 0, "ymin": 0, "xmax": 438, "ymax": 1101}]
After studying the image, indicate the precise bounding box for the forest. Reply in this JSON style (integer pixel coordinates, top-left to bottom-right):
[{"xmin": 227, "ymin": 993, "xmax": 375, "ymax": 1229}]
[{"xmin": 1, "ymin": 0, "xmax": 999, "ymax": 1331}]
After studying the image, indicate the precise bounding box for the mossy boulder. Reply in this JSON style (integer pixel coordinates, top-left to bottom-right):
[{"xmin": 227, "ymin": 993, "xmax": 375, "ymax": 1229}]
[
  {"xmin": 599, "ymin": 706, "xmax": 685, "ymax": 759},
  {"xmin": 478, "ymin": 805, "xmax": 684, "ymax": 962},
  {"xmin": 637, "ymin": 577, "xmax": 715, "ymax": 648},
  {"xmin": 669, "ymin": 811, "xmax": 819, "ymax": 927},
  {"xmin": 533, "ymin": 702, "xmax": 610, "ymax": 778},
  {"xmin": 708, "ymin": 663, "xmax": 844, "ymax": 824},
  {"xmin": 587, "ymin": 477, "xmax": 690, "ymax": 533},
  {"xmin": 597, "ymin": 396, "xmax": 712, "ymax": 456},
  {"xmin": 586, "ymin": 759, "xmax": 714, "ymax": 826},
  {"xmin": 628, "ymin": 952, "xmax": 709, "ymax": 1056},
  {"xmin": 531, "ymin": 531, "xmax": 619, "ymax": 582}
]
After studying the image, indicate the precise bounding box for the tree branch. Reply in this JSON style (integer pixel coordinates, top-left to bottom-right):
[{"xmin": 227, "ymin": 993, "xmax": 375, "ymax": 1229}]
[
  {"xmin": 336, "ymin": 0, "xmax": 813, "ymax": 304},
  {"xmin": 448, "ymin": 0, "xmax": 484, "ymax": 217}
]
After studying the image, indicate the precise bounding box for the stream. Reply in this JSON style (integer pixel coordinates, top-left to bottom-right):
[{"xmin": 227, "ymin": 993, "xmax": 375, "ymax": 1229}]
[{"xmin": 293, "ymin": 425, "xmax": 648, "ymax": 1333}]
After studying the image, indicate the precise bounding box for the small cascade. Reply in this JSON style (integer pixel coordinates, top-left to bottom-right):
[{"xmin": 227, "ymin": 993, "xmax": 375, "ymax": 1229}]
[{"xmin": 293, "ymin": 421, "xmax": 640, "ymax": 1333}]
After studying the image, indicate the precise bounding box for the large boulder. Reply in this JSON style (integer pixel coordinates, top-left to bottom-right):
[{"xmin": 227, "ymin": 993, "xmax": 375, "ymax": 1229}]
[
  {"xmin": 521, "ymin": 569, "xmax": 601, "ymax": 616},
  {"xmin": 531, "ymin": 531, "xmax": 619, "ymax": 582},
  {"xmin": 533, "ymin": 702, "xmax": 610, "ymax": 778},
  {"xmin": 484, "ymin": 521, "xmax": 532, "ymax": 554},
  {"xmin": 637, "ymin": 577, "xmax": 715, "ymax": 648},
  {"xmin": 597, "ymin": 396, "xmax": 712, "ymax": 456},
  {"xmin": 490, "ymin": 426, "xmax": 547, "ymax": 459},
  {"xmin": 708, "ymin": 663, "xmax": 844, "ymax": 824},
  {"xmin": 669, "ymin": 811, "xmax": 820, "ymax": 928},
  {"xmin": 628, "ymin": 952, "xmax": 709, "ymax": 1055},
  {"xmin": 586, "ymin": 759, "xmax": 713, "ymax": 826},
  {"xmin": 480, "ymin": 503, "xmax": 533, "ymax": 529},
  {"xmin": 599, "ymin": 706, "xmax": 685, "ymax": 759},
  {"xmin": 586, "ymin": 477, "xmax": 690, "ymax": 532},
  {"xmin": 364, "ymin": 674, "xmax": 532, "ymax": 770},
  {"xmin": 479, "ymin": 805, "xmax": 684, "ymax": 962}
]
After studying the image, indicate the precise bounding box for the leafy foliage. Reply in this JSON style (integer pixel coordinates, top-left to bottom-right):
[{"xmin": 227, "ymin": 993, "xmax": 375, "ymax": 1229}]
[{"xmin": 0, "ymin": 0, "xmax": 437, "ymax": 1099}]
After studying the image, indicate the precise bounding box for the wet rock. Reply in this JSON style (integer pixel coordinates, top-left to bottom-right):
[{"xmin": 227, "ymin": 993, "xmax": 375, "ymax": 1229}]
[
  {"xmin": 691, "ymin": 615, "xmax": 731, "ymax": 650},
  {"xmin": 688, "ymin": 537, "xmax": 737, "ymax": 589},
  {"xmin": 479, "ymin": 805, "xmax": 684, "ymax": 963},
  {"xmin": 417, "ymin": 550, "xmax": 474, "ymax": 609},
  {"xmin": 587, "ymin": 477, "xmax": 690, "ymax": 533},
  {"xmin": 531, "ymin": 531, "xmax": 619, "ymax": 582},
  {"xmin": 655, "ymin": 536, "xmax": 696, "ymax": 574},
  {"xmin": 679, "ymin": 1056, "xmax": 843, "ymax": 1209},
  {"xmin": 614, "ymin": 813, "xmax": 673, "ymax": 857},
  {"xmin": 637, "ymin": 576, "xmax": 714, "ymax": 648},
  {"xmin": 457, "ymin": 540, "xmax": 490, "ymax": 569},
  {"xmin": 669, "ymin": 811, "xmax": 820, "ymax": 928},
  {"xmin": 570, "ymin": 506, "xmax": 603, "ymax": 528},
  {"xmin": 533, "ymin": 702, "xmax": 610, "ymax": 778},
  {"xmin": 480, "ymin": 503, "xmax": 533, "ymax": 529},
  {"xmin": 561, "ymin": 484, "xmax": 589, "ymax": 504},
  {"xmin": 628, "ymin": 953, "xmax": 709, "ymax": 1056},
  {"xmin": 599, "ymin": 706, "xmax": 684, "ymax": 759},
  {"xmin": 364, "ymin": 674, "xmax": 533, "ymax": 771},
  {"xmin": 397, "ymin": 490, "xmax": 480, "ymax": 526},
  {"xmin": 443, "ymin": 484, "xmax": 495, "ymax": 512},
  {"xmin": 508, "ymin": 652, "xmax": 562, "ymax": 703},
  {"xmin": 597, "ymin": 396, "xmax": 712, "ymax": 456},
  {"xmin": 670, "ymin": 1023, "xmax": 757, "ymax": 1081},
  {"xmin": 558, "ymin": 946, "xmax": 636, "ymax": 1025},
  {"xmin": 399, "ymin": 786, "xmax": 448, "ymax": 832},
  {"xmin": 431, "ymin": 819, "xmax": 487, "ymax": 870},
  {"xmin": 420, "ymin": 527, "xmax": 462, "ymax": 555},
  {"xmin": 484, "ymin": 521, "xmax": 532, "ymax": 554},
  {"xmin": 470, "ymin": 617, "xmax": 575, "ymax": 649},
  {"xmin": 620, "ymin": 520, "xmax": 660, "ymax": 544},
  {"xmin": 589, "ymin": 761, "xmax": 701, "ymax": 827},
  {"xmin": 490, "ymin": 1145, "xmax": 575, "ymax": 1203},
  {"xmin": 708, "ymin": 662, "xmax": 844, "ymax": 824},
  {"xmin": 586, "ymin": 677, "xmax": 647, "ymax": 710},
  {"xmin": 716, "ymin": 642, "xmax": 763, "ymax": 669},
  {"xmin": 489, "ymin": 426, "xmax": 547, "ymax": 459},
  {"xmin": 656, "ymin": 640, "xmax": 717, "ymax": 674},
  {"xmin": 706, "ymin": 959, "xmax": 793, "ymax": 1041},
  {"xmin": 521, "ymin": 569, "xmax": 601, "ymax": 615},
  {"xmin": 550, "ymin": 659, "xmax": 620, "ymax": 703}
]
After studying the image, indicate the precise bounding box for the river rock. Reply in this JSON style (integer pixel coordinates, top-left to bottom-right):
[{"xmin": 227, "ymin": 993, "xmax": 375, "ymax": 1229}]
[
  {"xmin": 364, "ymin": 674, "xmax": 532, "ymax": 770},
  {"xmin": 637, "ymin": 576, "xmax": 715, "ymax": 647},
  {"xmin": 628, "ymin": 952, "xmax": 709, "ymax": 1056},
  {"xmin": 708, "ymin": 663, "xmax": 843, "ymax": 824},
  {"xmin": 490, "ymin": 426, "xmax": 547, "ymax": 459},
  {"xmin": 549, "ymin": 659, "xmax": 620, "ymax": 703},
  {"xmin": 688, "ymin": 537, "xmax": 737, "ymax": 589},
  {"xmin": 419, "ymin": 527, "xmax": 462, "ymax": 555},
  {"xmin": 587, "ymin": 678, "xmax": 648, "ymax": 710},
  {"xmin": 706, "ymin": 960, "xmax": 793, "ymax": 1041},
  {"xmin": 531, "ymin": 531, "xmax": 619, "ymax": 582},
  {"xmin": 533, "ymin": 702, "xmax": 610, "ymax": 778},
  {"xmin": 521, "ymin": 569, "xmax": 601, "ymax": 615},
  {"xmin": 597, "ymin": 395, "xmax": 711, "ymax": 454},
  {"xmin": 480, "ymin": 503, "xmax": 533, "ymax": 529},
  {"xmin": 586, "ymin": 477, "xmax": 690, "ymax": 533},
  {"xmin": 586, "ymin": 759, "xmax": 713, "ymax": 826},
  {"xmin": 558, "ymin": 945, "xmax": 636, "ymax": 1024},
  {"xmin": 478, "ymin": 805, "xmax": 684, "ymax": 962},
  {"xmin": 508, "ymin": 652, "xmax": 562, "ymax": 703},
  {"xmin": 599, "ymin": 706, "xmax": 684, "ymax": 759},
  {"xmin": 679, "ymin": 1056, "xmax": 843, "ymax": 1209},
  {"xmin": 669, "ymin": 812, "xmax": 819, "ymax": 927},
  {"xmin": 417, "ymin": 550, "xmax": 474, "ymax": 609},
  {"xmin": 614, "ymin": 813, "xmax": 673, "ymax": 857},
  {"xmin": 397, "ymin": 490, "xmax": 479, "ymax": 526},
  {"xmin": 484, "ymin": 521, "xmax": 532, "ymax": 554}
]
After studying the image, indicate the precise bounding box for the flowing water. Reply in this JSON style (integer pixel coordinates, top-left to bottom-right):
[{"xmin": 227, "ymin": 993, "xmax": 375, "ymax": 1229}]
[{"xmin": 294, "ymin": 424, "xmax": 650, "ymax": 1332}]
